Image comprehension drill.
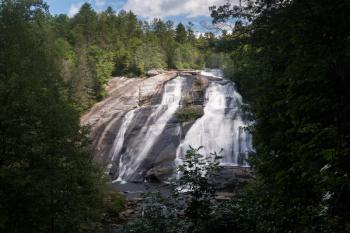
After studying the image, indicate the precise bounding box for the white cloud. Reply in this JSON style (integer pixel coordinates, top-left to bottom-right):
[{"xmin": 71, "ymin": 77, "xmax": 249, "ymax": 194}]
[
  {"xmin": 95, "ymin": 0, "xmax": 107, "ymax": 7},
  {"xmin": 68, "ymin": 2, "xmax": 83, "ymax": 17},
  {"xmin": 122, "ymin": 0, "xmax": 239, "ymax": 19}
]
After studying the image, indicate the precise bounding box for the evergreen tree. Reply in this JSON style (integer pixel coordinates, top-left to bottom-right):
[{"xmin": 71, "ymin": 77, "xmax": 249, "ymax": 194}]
[
  {"xmin": 0, "ymin": 1, "xmax": 115, "ymax": 232},
  {"xmin": 175, "ymin": 22, "xmax": 187, "ymax": 43},
  {"xmin": 71, "ymin": 3, "xmax": 97, "ymax": 45},
  {"xmin": 134, "ymin": 43, "xmax": 167, "ymax": 74},
  {"xmin": 186, "ymin": 22, "xmax": 196, "ymax": 42}
]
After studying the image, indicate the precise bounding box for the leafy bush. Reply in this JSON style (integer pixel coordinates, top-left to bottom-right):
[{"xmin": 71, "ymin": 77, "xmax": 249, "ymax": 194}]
[
  {"xmin": 134, "ymin": 43, "xmax": 167, "ymax": 75},
  {"xmin": 174, "ymin": 43, "xmax": 205, "ymax": 69},
  {"xmin": 123, "ymin": 147, "xmax": 223, "ymax": 233},
  {"xmin": 176, "ymin": 105, "xmax": 203, "ymax": 122},
  {"xmin": 176, "ymin": 95, "xmax": 203, "ymax": 122}
]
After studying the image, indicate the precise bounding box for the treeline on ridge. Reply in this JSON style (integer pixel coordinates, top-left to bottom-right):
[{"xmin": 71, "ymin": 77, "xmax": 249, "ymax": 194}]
[{"xmin": 51, "ymin": 3, "xmax": 232, "ymax": 112}]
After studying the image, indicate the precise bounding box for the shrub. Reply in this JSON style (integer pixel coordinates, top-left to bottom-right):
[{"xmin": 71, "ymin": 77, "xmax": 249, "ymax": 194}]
[{"xmin": 176, "ymin": 105, "xmax": 203, "ymax": 122}]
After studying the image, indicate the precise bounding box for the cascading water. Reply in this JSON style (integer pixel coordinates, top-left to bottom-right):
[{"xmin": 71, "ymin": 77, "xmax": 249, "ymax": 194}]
[
  {"xmin": 104, "ymin": 70, "xmax": 252, "ymax": 183},
  {"xmin": 176, "ymin": 70, "xmax": 252, "ymax": 167},
  {"xmin": 200, "ymin": 69, "xmax": 224, "ymax": 78},
  {"xmin": 106, "ymin": 109, "xmax": 136, "ymax": 171},
  {"xmin": 115, "ymin": 76, "xmax": 184, "ymax": 182}
]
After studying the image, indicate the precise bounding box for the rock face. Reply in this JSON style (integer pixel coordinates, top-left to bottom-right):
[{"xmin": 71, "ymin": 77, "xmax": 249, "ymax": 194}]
[
  {"xmin": 82, "ymin": 70, "xmax": 253, "ymax": 183},
  {"xmin": 81, "ymin": 72, "xmax": 178, "ymax": 167},
  {"xmin": 146, "ymin": 69, "xmax": 164, "ymax": 77}
]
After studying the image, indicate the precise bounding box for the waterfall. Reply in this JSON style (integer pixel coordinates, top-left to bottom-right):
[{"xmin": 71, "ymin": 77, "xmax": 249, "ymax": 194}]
[
  {"xmin": 106, "ymin": 70, "xmax": 252, "ymax": 183},
  {"xmin": 115, "ymin": 76, "xmax": 184, "ymax": 182},
  {"xmin": 106, "ymin": 109, "xmax": 136, "ymax": 171},
  {"xmin": 176, "ymin": 70, "xmax": 252, "ymax": 166},
  {"xmin": 201, "ymin": 69, "xmax": 224, "ymax": 78}
]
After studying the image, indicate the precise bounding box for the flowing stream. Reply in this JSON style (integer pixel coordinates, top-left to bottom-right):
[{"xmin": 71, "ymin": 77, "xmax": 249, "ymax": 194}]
[{"xmin": 176, "ymin": 71, "xmax": 252, "ymax": 166}]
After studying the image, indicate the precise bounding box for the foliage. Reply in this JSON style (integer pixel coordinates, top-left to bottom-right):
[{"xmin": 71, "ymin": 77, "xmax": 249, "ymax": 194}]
[
  {"xmin": 176, "ymin": 95, "xmax": 203, "ymax": 122},
  {"xmin": 175, "ymin": 23, "xmax": 187, "ymax": 43},
  {"xmin": 101, "ymin": 187, "xmax": 127, "ymax": 231},
  {"xmin": 205, "ymin": 52, "xmax": 235, "ymax": 77},
  {"xmin": 123, "ymin": 147, "xmax": 223, "ymax": 233},
  {"xmin": 89, "ymin": 46, "xmax": 116, "ymax": 100},
  {"xmin": 211, "ymin": 0, "xmax": 350, "ymax": 232},
  {"xmin": 47, "ymin": 4, "xmax": 218, "ymax": 110},
  {"xmin": 134, "ymin": 42, "xmax": 167, "ymax": 75},
  {"xmin": 174, "ymin": 43, "xmax": 205, "ymax": 69},
  {"xmin": 176, "ymin": 105, "xmax": 203, "ymax": 123},
  {"xmin": 0, "ymin": 1, "xmax": 124, "ymax": 232},
  {"xmin": 124, "ymin": 192, "xmax": 180, "ymax": 233}
]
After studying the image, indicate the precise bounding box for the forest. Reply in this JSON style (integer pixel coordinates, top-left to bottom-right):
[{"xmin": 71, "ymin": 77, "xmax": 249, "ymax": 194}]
[
  {"xmin": 28, "ymin": 1, "xmax": 230, "ymax": 113},
  {"xmin": 0, "ymin": 0, "xmax": 349, "ymax": 233}
]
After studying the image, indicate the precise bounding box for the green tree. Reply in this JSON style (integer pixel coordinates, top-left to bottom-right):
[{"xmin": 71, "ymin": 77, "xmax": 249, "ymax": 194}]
[
  {"xmin": 71, "ymin": 3, "xmax": 97, "ymax": 45},
  {"xmin": 174, "ymin": 43, "xmax": 205, "ymax": 69},
  {"xmin": 134, "ymin": 43, "xmax": 167, "ymax": 75},
  {"xmin": 211, "ymin": 0, "xmax": 350, "ymax": 231},
  {"xmin": 89, "ymin": 46, "xmax": 116, "ymax": 100},
  {"xmin": 0, "ymin": 1, "xmax": 116, "ymax": 232},
  {"xmin": 124, "ymin": 147, "xmax": 222, "ymax": 233},
  {"xmin": 175, "ymin": 22, "xmax": 187, "ymax": 43},
  {"xmin": 186, "ymin": 22, "xmax": 196, "ymax": 42}
]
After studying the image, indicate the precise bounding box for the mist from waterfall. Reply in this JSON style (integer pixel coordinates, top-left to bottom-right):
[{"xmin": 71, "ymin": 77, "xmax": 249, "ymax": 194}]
[{"xmin": 176, "ymin": 70, "xmax": 252, "ymax": 166}]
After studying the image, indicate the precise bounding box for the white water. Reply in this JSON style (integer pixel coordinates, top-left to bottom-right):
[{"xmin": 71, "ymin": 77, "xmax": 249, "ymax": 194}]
[
  {"xmin": 116, "ymin": 76, "xmax": 184, "ymax": 181},
  {"xmin": 201, "ymin": 69, "xmax": 224, "ymax": 79},
  {"xmin": 176, "ymin": 71, "xmax": 252, "ymax": 166},
  {"xmin": 106, "ymin": 109, "xmax": 136, "ymax": 171}
]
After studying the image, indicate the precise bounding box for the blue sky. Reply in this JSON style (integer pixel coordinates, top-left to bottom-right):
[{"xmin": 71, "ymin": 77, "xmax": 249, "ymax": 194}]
[{"xmin": 45, "ymin": 0, "xmax": 234, "ymax": 32}]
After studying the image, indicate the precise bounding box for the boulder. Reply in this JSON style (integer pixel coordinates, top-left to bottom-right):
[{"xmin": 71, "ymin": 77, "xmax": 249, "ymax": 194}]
[
  {"xmin": 145, "ymin": 163, "xmax": 174, "ymax": 181},
  {"xmin": 178, "ymin": 72, "xmax": 194, "ymax": 76},
  {"xmin": 214, "ymin": 166, "xmax": 253, "ymax": 191},
  {"xmin": 146, "ymin": 69, "xmax": 163, "ymax": 77}
]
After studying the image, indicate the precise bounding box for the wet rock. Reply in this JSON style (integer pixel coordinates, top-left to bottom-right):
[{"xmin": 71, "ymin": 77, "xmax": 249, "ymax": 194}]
[
  {"xmin": 214, "ymin": 166, "xmax": 252, "ymax": 191},
  {"xmin": 81, "ymin": 72, "xmax": 177, "ymax": 173},
  {"xmin": 82, "ymin": 70, "xmax": 253, "ymax": 185},
  {"xmin": 129, "ymin": 197, "xmax": 144, "ymax": 203},
  {"xmin": 215, "ymin": 192, "xmax": 235, "ymax": 201},
  {"xmin": 178, "ymin": 72, "xmax": 194, "ymax": 76},
  {"xmin": 146, "ymin": 69, "xmax": 163, "ymax": 77},
  {"xmin": 177, "ymin": 69, "xmax": 200, "ymax": 75},
  {"xmin": 215, "ymin": 195, "xmax": 231, "ymax": 201},
  {"xmin": 119, "ymin": 209, "xmax": 135, "ymax": 220},
  {"xmin": 146, "ymin": 163, "xmax": 174, "ymax": 181},
  {"xmin": 180, "ymin": 121, "xmax": 196, "ymax": 138}
]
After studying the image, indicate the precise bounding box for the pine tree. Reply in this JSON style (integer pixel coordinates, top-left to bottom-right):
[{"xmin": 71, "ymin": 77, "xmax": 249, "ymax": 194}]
[{"xmin": 175, "ymin": 22, "xmax": 187, "ymax": 43}]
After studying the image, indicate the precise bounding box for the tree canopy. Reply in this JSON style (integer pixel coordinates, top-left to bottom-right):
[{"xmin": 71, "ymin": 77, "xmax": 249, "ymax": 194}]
[
  {"xmin": 0, "ymin": 1, "xmax": 123, "ymax": 232},
  {"xmin": 210, "ymin": 0, "xmax": 350, "ymax": 231}
]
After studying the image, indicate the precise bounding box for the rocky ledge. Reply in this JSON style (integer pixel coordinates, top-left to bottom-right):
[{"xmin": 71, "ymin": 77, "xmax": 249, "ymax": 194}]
[
  {"xmin": 81, "ymin": 72, "xmax": 178, "ymax": 165},
  {"xmin": 82, "ymin": 71, "xmax": 252, "ymax": 184}
]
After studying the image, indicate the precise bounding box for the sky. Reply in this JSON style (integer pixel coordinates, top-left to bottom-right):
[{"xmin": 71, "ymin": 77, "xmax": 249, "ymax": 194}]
[{"xmin": 45, "ymin": 0, "xmax": 234, "ymax": 32}]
